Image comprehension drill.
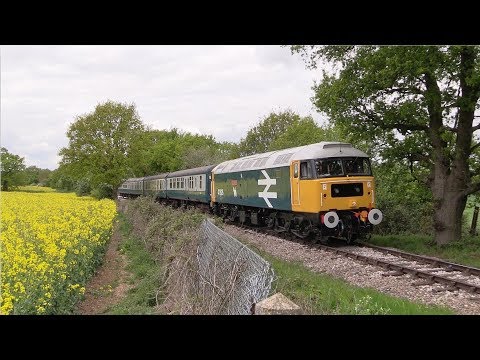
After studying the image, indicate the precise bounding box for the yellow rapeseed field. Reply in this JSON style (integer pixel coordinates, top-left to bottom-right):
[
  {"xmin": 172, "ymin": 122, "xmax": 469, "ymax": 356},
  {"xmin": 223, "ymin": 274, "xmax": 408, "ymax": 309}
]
[{"xmin": 0, "ymin": 188, "xmax": 117, "ymax": 314}]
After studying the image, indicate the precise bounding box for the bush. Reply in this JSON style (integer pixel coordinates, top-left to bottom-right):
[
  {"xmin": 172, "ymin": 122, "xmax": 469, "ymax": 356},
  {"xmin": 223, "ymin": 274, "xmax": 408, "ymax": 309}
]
[
  {"xmin": 75, "ymin": 179, "xmax": 92, "ymax": 197},
  {"xmin": 374, "ymin": 162, "xmax": 433, "ymax": 235},
  {"xmin": 55, "ymin": 176, "xmax": 75, "ymax": 192},
  {"xmin": 375, "ymin": 197, "xmax": 433, "ymax": 236},
  {"xmin": 91, "ymin": 183, "xmax": 114, "ymax": 200}
]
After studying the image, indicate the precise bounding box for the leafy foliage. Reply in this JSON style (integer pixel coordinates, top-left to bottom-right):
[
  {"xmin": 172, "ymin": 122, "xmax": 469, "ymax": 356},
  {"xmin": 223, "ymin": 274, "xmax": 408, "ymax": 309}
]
[
  {"xmin": 23, "ymin": 166, "xmax": 52, "ymax": 186},
  {"xmin": 58, "ymin": 100, "xmax": 146, "ymax": 191},
  {"xmin": 1, "ymin": 147, "xmax": 26, "ymax": 191},
  {"xmin": 48, "ymin": 167, "xmax": 75, "ymax": 192},
  {"xmin": 138, "ymin": 128, "xmax": 236, "ymax": 174},
  {"xmin": 91, "ymin": 183, "xmax": 115, "ymax": 200},
  {"xmin": 75, "ymin": 179, "xmax": 92, "ymax": 197},
  {"xmin": 374, "ymin": 161, "xmax": 433, "ymax": 235},
  {"xmin": 236, "ymin": 109, "xmax": 305, "ymax": 156}
]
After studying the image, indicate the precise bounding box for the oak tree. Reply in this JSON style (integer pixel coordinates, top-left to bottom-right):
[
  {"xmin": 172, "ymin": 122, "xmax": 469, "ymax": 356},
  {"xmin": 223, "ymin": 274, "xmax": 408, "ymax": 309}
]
[{"xmin": 291, "ymin": 45, "xmax": 480, "ymax": 245}]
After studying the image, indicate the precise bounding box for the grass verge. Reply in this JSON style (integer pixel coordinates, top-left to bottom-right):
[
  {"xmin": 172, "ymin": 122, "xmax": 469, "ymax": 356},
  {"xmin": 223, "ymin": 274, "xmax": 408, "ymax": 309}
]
[
  {"xmin": 106, "ymin": 212, "xmax": 162, "ymax": 314},
  {"xmin": 370, "ymin": 234, "xmax": 480, "ymax": 269},
  {"xmin": 235, "ymin": 240, "xmax": 454, "ymax": 315}
]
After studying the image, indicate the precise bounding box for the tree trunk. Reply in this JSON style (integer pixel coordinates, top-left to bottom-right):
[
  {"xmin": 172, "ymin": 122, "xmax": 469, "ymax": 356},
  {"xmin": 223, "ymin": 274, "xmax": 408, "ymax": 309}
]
[{"xmin": 433, "ymin": 190, "xmax": 467, "ymax": 245}]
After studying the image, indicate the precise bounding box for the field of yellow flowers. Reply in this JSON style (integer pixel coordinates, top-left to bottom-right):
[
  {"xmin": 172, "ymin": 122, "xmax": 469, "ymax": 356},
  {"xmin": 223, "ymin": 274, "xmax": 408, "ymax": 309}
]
[{"xmin": 1, "ymin": 188, "xmax": 117, "ymax": 314}]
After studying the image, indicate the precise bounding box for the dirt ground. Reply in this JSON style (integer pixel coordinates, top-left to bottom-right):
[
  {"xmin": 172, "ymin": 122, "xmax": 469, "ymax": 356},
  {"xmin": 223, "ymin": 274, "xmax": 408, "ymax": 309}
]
[{"xmin": 75, "ymin": 221, "xmax": 132, "ymax": 315}]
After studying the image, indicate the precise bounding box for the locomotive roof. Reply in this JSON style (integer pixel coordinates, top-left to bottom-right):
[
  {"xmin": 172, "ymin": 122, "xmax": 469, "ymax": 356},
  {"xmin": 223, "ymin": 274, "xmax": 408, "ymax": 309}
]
[
  {"xmin": 167, "ymin": 164, "xmax": 218, "ymax": 177},
  {"xmin": 212, "ymin": 142, "xmax": 369, "ymax": 174}
]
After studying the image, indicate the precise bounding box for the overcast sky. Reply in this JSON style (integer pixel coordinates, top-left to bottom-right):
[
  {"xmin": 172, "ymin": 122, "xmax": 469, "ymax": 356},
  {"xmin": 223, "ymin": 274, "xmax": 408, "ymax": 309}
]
[{"xmin": 1, "ymin": 45, "xmax": 325, "ymax": 170}]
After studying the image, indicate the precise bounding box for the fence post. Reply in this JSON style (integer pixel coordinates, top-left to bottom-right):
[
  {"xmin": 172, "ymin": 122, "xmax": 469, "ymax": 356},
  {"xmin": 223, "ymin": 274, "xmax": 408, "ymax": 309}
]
[{"xmin": 470, "ymin": 206, "xmax": 479, "ymax": 236}]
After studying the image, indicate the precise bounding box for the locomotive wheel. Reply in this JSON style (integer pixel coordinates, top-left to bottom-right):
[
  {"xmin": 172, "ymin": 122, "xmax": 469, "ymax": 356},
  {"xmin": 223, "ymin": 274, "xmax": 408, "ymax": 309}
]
[
  {"xmin": 266, "ymin": 216, "xmax": 275, "ymax": 229},
  {"xmin": 274, "ymin": 217, "xmax": 286, "ymax": 232},
  {"xmin": 292, "ymin": 219, "xmax": 312, "ymax": 239},
  {"xmin": 317, "ymin": 235, "xmax": 330, "ymax": 245},
  {"xmin": 299, "ymin": 219, "xmax": 312, "ymax": 238},
  {"xmin": 345, "ymin": 231, "xmax": 358, "ymax": 245}
]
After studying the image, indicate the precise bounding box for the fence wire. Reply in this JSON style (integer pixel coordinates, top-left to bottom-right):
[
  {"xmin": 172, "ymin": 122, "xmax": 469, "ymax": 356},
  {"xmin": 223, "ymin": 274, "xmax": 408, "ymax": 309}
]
[{"xmin": 196, "ymin": 219, "xmax": 275, "ymax": 315}]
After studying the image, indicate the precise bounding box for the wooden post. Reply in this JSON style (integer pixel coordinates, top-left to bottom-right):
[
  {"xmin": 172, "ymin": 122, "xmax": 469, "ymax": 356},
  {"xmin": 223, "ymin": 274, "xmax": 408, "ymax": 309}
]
[{"xmin": 470, "ymin": 206, "xmax": 479, "ymax": 236}]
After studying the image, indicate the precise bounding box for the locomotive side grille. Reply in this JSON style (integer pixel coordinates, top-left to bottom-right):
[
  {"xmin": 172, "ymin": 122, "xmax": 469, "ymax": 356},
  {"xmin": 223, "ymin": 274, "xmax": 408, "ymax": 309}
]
[{"xmin": 331, "ymin": 183, "xmax": 363, "ymax": 197}]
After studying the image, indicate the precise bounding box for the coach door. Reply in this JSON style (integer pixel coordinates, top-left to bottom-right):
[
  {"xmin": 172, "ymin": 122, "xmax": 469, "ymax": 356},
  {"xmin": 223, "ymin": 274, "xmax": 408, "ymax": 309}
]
[{"xmin": 291, "ymin": 161, "xmax": 300, "ymax": 206}]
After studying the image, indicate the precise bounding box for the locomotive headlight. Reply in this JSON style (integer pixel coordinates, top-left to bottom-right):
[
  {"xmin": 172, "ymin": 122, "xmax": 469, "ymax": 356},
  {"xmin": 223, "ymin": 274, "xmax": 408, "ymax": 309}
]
[
  {"xmin": 368, "ymin": 209, "xmax": 383, "ymax": 225},
  {"xmin": 324, "ymin": 211, "xmax": 339, "ymax": 228}
]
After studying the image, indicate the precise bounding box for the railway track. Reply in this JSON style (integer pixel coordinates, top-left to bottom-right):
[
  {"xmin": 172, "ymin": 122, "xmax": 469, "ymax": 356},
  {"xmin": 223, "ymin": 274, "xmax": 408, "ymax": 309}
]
[{"xmin": 230, "ymin": 221, "xmax": 480, "ymax": 295}]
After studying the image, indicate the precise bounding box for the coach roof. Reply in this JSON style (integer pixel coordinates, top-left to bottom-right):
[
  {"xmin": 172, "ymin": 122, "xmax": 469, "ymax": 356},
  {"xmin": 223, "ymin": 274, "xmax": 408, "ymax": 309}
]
[{"xmin": 167, "ymin": 164, "xmax": 218, "ymax": 178}]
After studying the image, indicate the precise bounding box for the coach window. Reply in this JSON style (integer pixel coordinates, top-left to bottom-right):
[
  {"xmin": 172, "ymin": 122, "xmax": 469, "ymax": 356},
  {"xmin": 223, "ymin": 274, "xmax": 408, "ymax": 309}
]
[
  {"xmin": 300, "ymin": 161, "xmax": 313, "ymax": 179},
  {"xmin": 294, "ymin": 163, "xmax": 299, "ymax": 178},
  {"xmin": 199, "ymin": 176, "xmax": 203, "ymax": 190}
]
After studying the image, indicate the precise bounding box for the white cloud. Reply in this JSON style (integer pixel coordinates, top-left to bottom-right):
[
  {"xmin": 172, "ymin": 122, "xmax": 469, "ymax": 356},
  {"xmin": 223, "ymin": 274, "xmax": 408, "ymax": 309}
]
[{"xmin": 1, "ymin": 45, "xmax": 325, "ymax": 170}]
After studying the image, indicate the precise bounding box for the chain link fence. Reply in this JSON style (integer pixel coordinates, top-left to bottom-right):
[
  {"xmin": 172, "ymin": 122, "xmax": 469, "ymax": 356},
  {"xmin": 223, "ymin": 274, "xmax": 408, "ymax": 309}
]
[{"xmin": 197, "ymin": 219, "xmax": 275, "ymax": 315}]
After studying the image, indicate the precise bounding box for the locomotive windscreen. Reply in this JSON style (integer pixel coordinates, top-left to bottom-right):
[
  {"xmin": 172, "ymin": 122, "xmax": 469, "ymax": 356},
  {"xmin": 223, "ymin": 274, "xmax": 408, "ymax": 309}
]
[{"xmin": 315, "ymin": 157, "xmax": 372, "ymax": 178}]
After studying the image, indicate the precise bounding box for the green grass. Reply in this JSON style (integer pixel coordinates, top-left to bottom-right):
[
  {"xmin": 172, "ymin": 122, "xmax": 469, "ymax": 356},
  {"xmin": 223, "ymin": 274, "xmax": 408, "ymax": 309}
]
[
  {"xmin": 16, "ymin": 185, "xmax": 57, "ymax": 193},
  {"xmin": 464, "ymin": 207, "xmax": 474, "ymax": 227},
  {"xmin": 370, "ymin": 234, "xmax": 480, "ymax": 269},
  {"xmin": 240, "ymin": 242, "xmax": 453, "ymax": 315},
  {"xmin": 464, "ymin": 196, "xmax": 479, "ymax": 231},
  {"xmin": 105, "ymin": 213, "xmax": 163, "ymax": 315}
]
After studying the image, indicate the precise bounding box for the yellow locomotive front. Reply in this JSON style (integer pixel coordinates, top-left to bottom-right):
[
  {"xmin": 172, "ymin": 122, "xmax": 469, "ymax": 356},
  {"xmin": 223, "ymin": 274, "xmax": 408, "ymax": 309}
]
[{"xmin": 290, "ymin": 144, "xmax": 383, "ymax": 243}]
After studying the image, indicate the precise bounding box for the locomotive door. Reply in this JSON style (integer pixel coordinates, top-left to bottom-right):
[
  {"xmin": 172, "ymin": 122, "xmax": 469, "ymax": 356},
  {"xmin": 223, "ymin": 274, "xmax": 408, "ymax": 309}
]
[
  {"xmin": 291, "ymin": 161, "xmax": 300, "ymax": 206},
  {"xmin": 210, "ymin": 173, "xmax": 215, "ymax": 203}
]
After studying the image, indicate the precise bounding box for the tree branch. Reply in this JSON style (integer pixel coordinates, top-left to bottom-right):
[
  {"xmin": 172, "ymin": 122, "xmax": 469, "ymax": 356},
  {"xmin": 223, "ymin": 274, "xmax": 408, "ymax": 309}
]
[
  {"xmin": 354, "ymin": 104, "xmax": 428, "ymax": 133},
  {"xmin": 407, "ymin": 155, "xmax": 430, "ymax": 186},
  {"xmin": 465, "ymin": 182, "xmax": 480, "ymax": 196},
  {"xmin": 473, "ymin": 124, "xmax": 480, "ymax": 132},
  {"xmin": 443, "ymin": 125, "xmax": 458, "ymax": 133},
  {"xmin": 410, "ymin": 151, "xmax": 434, "ymax": 164},
  {"xmin": 381, "ymin": 87, "xmax": 424, "ymax": 95},
  {"xmin": 390, "ymin": 123, "xmax": 429, "ymax": 133}
]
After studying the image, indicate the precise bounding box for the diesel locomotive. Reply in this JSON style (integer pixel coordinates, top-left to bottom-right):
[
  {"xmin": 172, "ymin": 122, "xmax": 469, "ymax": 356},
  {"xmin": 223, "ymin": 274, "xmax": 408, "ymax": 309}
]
[{"xmin": 118, "ymin": 142, "xmax": 383, "ymax": 243}]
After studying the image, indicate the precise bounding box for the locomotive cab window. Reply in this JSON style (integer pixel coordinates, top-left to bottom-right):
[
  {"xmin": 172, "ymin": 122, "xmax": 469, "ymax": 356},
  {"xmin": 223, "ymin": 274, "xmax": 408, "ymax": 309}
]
[
  {"xmin": 315, "ymin": 159, "xmax": 344, "ymax": 177},
  {"xmin": 294, "ymin": 163, "xmax": 299, "ymax": 178},
  {"xmin": 315, "ymin": 157, "xmax": 372, "ymax": 177},
  {"xmin": 300, "ymin": 161, "xmax": 313, "ymax": 179},
  {"xmin": 344, "ymin": 158, "xmax": 372, "ymax": 176}
]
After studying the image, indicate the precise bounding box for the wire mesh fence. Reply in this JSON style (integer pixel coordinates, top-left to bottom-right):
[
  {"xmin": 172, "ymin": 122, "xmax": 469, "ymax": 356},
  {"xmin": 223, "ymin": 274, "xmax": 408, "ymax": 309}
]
[{"xmin": 196, "ymin": 219, "xmax": 275, "ymax": 315}]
